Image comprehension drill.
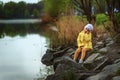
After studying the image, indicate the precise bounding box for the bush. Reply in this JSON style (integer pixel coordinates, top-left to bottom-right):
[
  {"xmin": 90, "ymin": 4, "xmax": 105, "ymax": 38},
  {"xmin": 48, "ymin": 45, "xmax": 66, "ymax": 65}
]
[{"xmin": 96, "ymin": 14, "xmax": 108, "ymax": 25}]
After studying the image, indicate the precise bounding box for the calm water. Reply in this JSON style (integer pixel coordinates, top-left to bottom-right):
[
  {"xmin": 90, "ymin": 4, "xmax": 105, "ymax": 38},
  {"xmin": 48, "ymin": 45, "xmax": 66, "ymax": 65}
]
[{"xmin": 0, "ymin": 20, "xmax": 52, "ymax": 80}]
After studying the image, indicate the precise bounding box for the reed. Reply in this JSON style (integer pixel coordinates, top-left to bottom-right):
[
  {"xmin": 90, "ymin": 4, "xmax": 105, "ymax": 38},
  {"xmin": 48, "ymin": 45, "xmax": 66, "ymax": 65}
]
[{"xmin": 52, "ymin": 16, "xmax": 85, "ymax": 47}]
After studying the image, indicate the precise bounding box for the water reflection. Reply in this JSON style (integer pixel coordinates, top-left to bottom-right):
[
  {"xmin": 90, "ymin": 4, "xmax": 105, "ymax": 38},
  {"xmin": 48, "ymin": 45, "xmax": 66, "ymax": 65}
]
[{"xmin": 0, "ymin": 23, "xmax": 52, "ymax": 80}]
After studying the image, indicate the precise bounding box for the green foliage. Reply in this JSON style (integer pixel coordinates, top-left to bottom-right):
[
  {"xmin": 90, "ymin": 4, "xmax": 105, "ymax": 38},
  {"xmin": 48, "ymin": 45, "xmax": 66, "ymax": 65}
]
[
  {"xmin": 0, "ymin": 1, "xmax": 4, "ymax": 18},
  {"xmin": 0, "ymin": 1, "xmax": 43, "ymax": 19},
  {"xmin": 4, "ymin": 1, "xmax": 17, "ymax": 18},
  {"xmin": 17, "ymin": 1, "xmax": 27, "ymax": 18},
  {"xmin": 96, "ymin": 14, "xmax": 108, "ymax": 25},
  {"xmin": 43, "ymin": 0, "xmax": 71, "ymax": 17},
  {"xmin": 32, "ymin": 8, "xmax": 40, "ymax": 18},
  {"xmin": 94, "ymin": 0, "xmax": 106, "ymax": 13},
  {"xmin": 24, "ymin": 9, "xmax": 30, "ymax": 18},
  {"xmin": 114, "ymin": 13, "xmax": 120, "ymax": 26}
]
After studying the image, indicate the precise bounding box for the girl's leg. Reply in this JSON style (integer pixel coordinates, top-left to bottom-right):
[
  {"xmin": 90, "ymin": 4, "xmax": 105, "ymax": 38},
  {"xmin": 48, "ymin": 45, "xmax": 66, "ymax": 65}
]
[
  {"xmin": 80, "ymin": 48, "xmax": 91, "ymax": 61},
  {"xmin": 73, "ymin": 47, "xmax": 82, "ymax": 61}
]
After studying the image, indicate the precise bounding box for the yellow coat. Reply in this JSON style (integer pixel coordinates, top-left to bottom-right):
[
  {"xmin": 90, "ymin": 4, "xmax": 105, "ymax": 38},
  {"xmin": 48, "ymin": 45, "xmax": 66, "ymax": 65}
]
[{"xmin": 77, "ymin": 31, "xmax": 92, "ymax": 49}]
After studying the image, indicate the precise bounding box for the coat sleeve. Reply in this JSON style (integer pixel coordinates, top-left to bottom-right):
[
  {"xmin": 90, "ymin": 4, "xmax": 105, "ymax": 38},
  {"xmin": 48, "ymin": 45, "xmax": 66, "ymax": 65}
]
[
  {"xmin": 77, "ymin": 33, "xmax": 83, "ymax": 47},
  {"xmin": 88, "ymin": 34, "xmax": 93, "ymax": 49}
]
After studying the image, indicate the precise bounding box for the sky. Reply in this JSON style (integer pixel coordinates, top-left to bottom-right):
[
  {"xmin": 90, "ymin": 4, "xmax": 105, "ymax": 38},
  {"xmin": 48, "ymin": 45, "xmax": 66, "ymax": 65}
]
[{"xmin": 1, "ymin": 0, "xmax": 41, "ymax": 3}]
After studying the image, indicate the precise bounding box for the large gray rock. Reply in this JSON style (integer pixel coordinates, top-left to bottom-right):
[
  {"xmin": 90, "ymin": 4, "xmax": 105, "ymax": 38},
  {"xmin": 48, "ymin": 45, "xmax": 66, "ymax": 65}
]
[
  {"xmin": 54, "ymin": 56, "xmax": 79, "ymax": 71},
  {"xmin": 48, "ymin": 56, "xmax": 99, "ymax": 80},
  {"xmin": 86, "ymin": 62, "xmax": 120, "ymax": 80},
  {"xmin": 93, "ymin": 57, "xmax": 110, "ymax": 71},
  {"xmin": 46, "ymin": 56, "xmax": 82, "ymax": 80},
  {"xmin": 41, "ymin": 49, "xmax": 54, "ymax": 66},
  {"xmin": 112, "ymin": 76, "xmax": 120, "ymax": 80},
  {"xmin": 64, "ymin": 48, "xmax": 75, "ymax": 58},
  {"xmin": 84, "ymin": 53, "xmax": 101, "ymax": 63},
  {"xmin": 53, "ymin": 47, "xmax": 71, "ymax": 58}
]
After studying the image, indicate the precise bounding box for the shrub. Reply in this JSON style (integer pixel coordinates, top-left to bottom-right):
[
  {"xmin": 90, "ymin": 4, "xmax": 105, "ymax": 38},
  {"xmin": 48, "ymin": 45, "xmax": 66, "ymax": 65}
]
[{"xmin": 96, "ymin": 14, "xmax": 108, "ymax": 25}]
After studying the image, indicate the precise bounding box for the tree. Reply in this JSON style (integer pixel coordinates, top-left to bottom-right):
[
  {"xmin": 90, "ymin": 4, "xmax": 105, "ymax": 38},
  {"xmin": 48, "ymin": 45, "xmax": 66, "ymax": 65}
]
[
  {"xmin": 43, "ymin": 0, "xmax": 71, "ymax": 18},
  {"xmin": 102, "ymin": 0, "xmax": 120, "ymax": 33},
  {"xmin": 94, "ymin": 0, "xmax": 106, "ymax": 13},
  {"xmin": 32, "ymin": 8, "xmax": 39, "ymax": 18},
  {"xmin": 17, "ymin": 1, "xmax": 27, "ymax": 18},
  {"xmin": 72, "ymin": 0, "xmax": 93, "ymax": 23},
  {"xmin": 24, "ymin": 9, "xmax": 30, "ymax": 18},
  {"xmin": 0, "ymin": 1, "xmax": 4, "ymax": 18},
  {"xmin": 4, "ymin": 1, "xmax": 17, "ymax": 18}
]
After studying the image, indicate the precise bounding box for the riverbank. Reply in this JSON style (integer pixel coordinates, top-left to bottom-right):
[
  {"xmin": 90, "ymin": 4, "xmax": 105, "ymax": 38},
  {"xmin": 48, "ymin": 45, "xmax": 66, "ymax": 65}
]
[{"xmin": 41, "ymin": 36, "xmax": 120, "ymax": 80}]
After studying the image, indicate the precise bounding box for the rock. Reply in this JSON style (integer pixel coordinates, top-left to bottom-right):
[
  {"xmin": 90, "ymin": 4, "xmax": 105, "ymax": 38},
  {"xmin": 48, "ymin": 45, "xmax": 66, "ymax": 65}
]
[
  {"xmin": 53, "ymin": 47, "xmax": 71, "ymax": 58},
  {"xmin": 84, "ymin": 53, "xmax": 101, "ymax": 63},
  {"xmin": 54, "ymin": 56, "xmax": 79, "ymax": 71},
  {"xmin": 106, "ymin": 40, "xmax": 114, "ymax": 46},
  {"xmin": 84, "ymin": 55, "xmax": 111, "ymax": 71},
  {"xmin": 66, "ymin": 48, "xmax": 75, "ymax": 53},
  {"xmin": 52, "ymin": 56, "xmax": 99, "ymax": 80},
  {"xmin": 76, "ymin": 71, "xmax": 98, "ymax": 80},
  {"xmin": 83, "ymin": 63, "xmax": 94, "ymax": 70},
  {"xmin": 114, "ymin": 59, "xmax": 120, "ymax": 64},
  {"xmin": 93, "ymin": 58, "xmax": 111, "ymax": 71},
  {"xmin": 64, "ymin": 48, "xmax": 75, "ymax": 58},
  {"xmin": 94, "ymin": 56, "xmax": 105, "ymax": 61},
  {"xmin": 112, "ymin": 76, "xmax": 120, "ymax": 80},
  {"xmin": 51, "ymin": 56, "xmax": 85, "ymax": 80},
  {"xmin": 45, "ymin": 74, "xmax": 62, "ymax": 80},
  {"xmin": 94, "ymin": 41, "xmax": 105, "ymax": 49},
  {"xmin": 53, "ymin": 56, "xmax": 78, "ymax": 70},
  {"xmin": 41, "ymin": 49, "xmax": 54, "ymax": 66},
  {"xmin": 118, "ymin": 50, "xmax": 120, "ymax": 54},
  {"xmin": 98, "ymin": 47, "xmax": 108, "ymax": 53},
  {"xmin": 86, "ymin": 62, "xmax": 120, "ymax": 80},
  {"xmin": 105, "ymin": 37, "xmax": 113, "ymax": 43}
]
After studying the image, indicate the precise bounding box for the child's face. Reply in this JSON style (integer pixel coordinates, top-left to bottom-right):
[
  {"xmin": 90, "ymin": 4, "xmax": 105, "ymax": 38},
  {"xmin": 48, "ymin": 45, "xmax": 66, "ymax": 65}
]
[{"xmin": 85, "ymin": 28, "xmax": 91, "ymax": 34}]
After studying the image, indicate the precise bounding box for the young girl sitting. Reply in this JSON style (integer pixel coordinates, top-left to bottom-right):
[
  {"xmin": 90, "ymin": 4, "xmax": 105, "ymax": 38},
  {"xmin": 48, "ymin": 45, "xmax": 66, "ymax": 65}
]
[{"xmin": 73, "ymin": 24, "xmax": 93, "ymax": 63}]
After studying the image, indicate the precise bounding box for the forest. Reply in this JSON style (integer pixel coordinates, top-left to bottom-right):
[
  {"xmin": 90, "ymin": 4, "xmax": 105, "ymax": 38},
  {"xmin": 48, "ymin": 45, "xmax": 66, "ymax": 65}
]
[{"xmin": 0, "ymin": 1, "xmax": 43, "ymax": 19}]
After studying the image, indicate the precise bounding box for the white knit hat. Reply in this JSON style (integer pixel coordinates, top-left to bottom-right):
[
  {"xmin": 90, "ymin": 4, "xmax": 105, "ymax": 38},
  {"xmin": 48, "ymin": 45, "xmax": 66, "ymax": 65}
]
[{"xmin": 84, "ymin": 24, "xmax": 93, "ymax": 31}]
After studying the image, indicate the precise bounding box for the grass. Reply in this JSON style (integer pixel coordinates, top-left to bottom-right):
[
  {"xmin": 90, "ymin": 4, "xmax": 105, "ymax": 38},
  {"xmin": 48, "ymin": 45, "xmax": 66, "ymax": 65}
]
[{"xmin": 55, "ymin": 16, "xmax": 85, "ymax": 47}]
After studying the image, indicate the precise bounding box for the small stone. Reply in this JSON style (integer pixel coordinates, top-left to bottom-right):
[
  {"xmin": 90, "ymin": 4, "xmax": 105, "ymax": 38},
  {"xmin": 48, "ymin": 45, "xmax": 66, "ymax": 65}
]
[
  {"xmin": 95, "ymin": 56, "xmax": 105, "ymax": 61},
  {"xmin": 106, "ymin": 37, "xmax": 113, "ymax": 42},
  {"xmin": 99, "ymin": 47, "xmax": 108, "ymax": 53},
  {"xmin": 66, "ymin": 48, "xmax": 75, "ymax": 53},
  {"xmin": 106, "ymin": 40, "xmax": 114, "ymax": 46},
  {"xmin": 114, "ymin": 59, "xmax": 120, "ymax": 64},
  {"xmin": 96, "ymin": 42, "xmax": 104, "ymax": 45}
]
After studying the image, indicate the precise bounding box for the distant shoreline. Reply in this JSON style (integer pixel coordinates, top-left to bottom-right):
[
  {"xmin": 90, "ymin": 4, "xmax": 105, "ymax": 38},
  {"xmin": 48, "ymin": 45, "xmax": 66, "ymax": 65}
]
[{"xmin": 0, "ymin": 19, "xmax": 42, "ymax": 24}]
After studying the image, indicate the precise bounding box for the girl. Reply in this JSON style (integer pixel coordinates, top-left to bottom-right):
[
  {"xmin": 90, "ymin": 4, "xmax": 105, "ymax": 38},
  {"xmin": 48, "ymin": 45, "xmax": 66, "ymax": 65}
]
[{"xmin": 73, "ymin": 24, "xmax": 93, "ymax": 63}]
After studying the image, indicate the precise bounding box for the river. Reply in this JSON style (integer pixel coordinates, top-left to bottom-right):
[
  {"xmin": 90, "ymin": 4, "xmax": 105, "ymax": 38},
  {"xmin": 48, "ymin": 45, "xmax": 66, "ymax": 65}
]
[{"xmin": 0, "ymin": 19, "xmax": 53, "ymax": 80}]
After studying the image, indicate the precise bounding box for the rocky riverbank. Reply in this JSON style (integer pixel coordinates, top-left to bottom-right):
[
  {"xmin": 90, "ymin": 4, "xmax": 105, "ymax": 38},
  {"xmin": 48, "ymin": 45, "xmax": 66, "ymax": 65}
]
[{"xmin": 41, "ymin": 37, "xmax": 120, "ymax": 80}]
